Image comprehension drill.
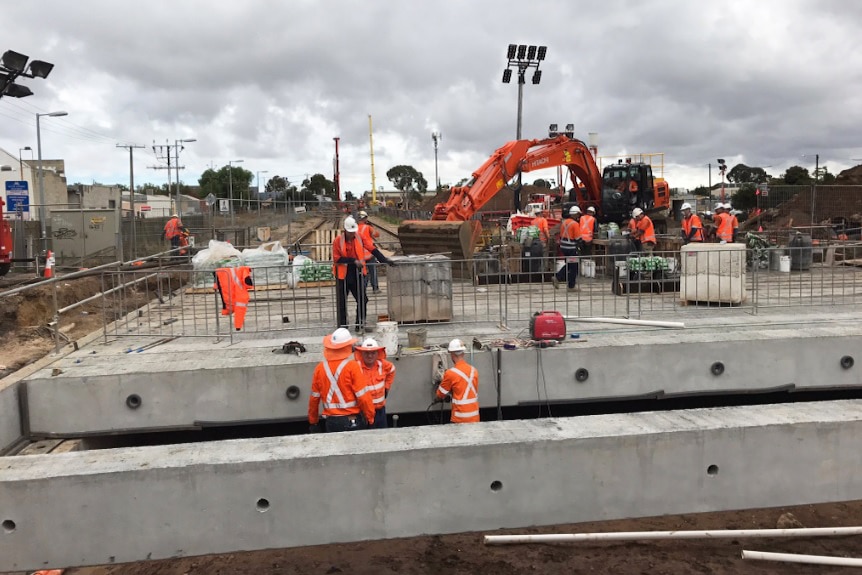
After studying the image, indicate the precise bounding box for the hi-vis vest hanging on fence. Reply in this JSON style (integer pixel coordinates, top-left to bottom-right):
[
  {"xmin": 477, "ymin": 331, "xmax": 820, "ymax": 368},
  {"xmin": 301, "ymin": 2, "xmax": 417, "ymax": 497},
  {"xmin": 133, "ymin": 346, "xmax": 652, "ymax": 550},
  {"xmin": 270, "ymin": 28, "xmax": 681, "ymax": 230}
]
[{"xmin": 214, "ymin": 266, "xmax": 253, "ymax": 331}]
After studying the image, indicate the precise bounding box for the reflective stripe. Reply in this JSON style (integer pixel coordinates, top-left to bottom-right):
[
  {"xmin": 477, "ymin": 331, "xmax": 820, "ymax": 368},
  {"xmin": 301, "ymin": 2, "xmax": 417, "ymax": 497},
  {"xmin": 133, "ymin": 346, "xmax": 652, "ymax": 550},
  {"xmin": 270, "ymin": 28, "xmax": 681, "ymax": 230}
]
[
  {"xmin": 372, "ymin": 395, "xmax": 386, "ymax": 405},
  {"xmin": 450, "ymin": 367, "xmax": 477, "ymax": 406},
  {"xmin": 323, "ymin": 358, "xmax": 356, "ymax": 409},
  {"xmin": 235, "ymin": 302, "xmax": 247, "ymax": 308},
  {"xmin": 453, "ymin": 409, "xmax": 480, "ymax": 418},
  {"xmin": 310, "ymin": 391, "xmax": 321, "ymax": 398}
]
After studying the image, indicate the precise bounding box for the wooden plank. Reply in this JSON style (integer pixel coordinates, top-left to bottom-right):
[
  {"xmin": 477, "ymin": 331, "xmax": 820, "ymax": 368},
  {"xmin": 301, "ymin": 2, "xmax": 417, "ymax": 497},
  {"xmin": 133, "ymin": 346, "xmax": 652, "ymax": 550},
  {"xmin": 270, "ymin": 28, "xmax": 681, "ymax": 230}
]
[
  {"xmin": 297, "ymin": 280, "xmax": 335, "ymax": 289},
  {"xmin": 312, "ymin": 229, "xmax": 339, "ymax": 262},
  {"xmin": 51, "ymin": 439, "xmax": 83, "ymax": 454},
  {"xmin": 17, "ymin": 439, "xmax": 63, "ymax": 456},
  {"xmin": 185, "ymin": 287, "xmax": 215, "ymax": 295}
]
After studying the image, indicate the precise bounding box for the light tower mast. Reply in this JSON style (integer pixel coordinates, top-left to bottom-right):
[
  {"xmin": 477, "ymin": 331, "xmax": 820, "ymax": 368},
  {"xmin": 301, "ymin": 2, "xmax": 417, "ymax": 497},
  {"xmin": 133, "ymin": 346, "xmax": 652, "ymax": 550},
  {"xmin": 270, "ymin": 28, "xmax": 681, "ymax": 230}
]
[{"xmin": 369, "ymin": 115, "xmax": 377, "ymax": 205}]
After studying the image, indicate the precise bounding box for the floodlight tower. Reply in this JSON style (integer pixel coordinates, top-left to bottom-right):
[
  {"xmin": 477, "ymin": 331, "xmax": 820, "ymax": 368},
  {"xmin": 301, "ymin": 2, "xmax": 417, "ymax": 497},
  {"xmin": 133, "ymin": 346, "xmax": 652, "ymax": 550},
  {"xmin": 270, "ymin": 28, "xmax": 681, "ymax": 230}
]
[{"xmin": 502, "ymin": 44, "xmax": 547, "ymax": 140}]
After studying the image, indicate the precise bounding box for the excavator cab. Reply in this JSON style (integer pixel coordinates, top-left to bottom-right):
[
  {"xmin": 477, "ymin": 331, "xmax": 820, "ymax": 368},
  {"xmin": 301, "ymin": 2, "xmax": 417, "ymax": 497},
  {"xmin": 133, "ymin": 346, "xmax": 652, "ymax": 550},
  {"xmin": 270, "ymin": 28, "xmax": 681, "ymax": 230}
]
[{"xmin": 599, "ymin": 162, "xmax": 667, "ymax": 223}]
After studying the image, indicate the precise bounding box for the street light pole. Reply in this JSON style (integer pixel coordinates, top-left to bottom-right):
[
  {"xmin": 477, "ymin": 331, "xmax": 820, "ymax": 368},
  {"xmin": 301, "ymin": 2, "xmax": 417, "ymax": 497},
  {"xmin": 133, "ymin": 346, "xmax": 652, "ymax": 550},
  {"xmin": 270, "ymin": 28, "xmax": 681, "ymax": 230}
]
[
  {"xmin": 431, "ymin": 131, "xmax": 441, "ymax": 190},
  {"xmin": 228, "ymin": 159, "xmax": 243, "ymax": 227},
  {"xmin": 36, "ymin": 110, "xmax": 68, "ymax": 252},
  {"xmin": 18, "ymin": 146, "xmax": 31, "ymax": 179},
  {"xmin": 174, "ymin": 138, "xmax": 196, "ymax": 216}
]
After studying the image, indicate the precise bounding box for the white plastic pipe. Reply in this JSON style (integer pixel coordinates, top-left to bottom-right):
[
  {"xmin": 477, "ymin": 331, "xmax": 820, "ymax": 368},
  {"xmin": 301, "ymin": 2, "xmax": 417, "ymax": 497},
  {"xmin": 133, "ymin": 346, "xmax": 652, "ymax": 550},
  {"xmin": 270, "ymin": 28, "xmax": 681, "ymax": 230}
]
[
  {"xmin": 484, "ymin": 526, "xmax": 862, "ymax": 545},
  {"xmin": 562, "ymin": 316, "xmax": 685, "ymax": 329},
  {"xmin": 742, "ymin": 550, "xmax": 862, "ymax": 567}
]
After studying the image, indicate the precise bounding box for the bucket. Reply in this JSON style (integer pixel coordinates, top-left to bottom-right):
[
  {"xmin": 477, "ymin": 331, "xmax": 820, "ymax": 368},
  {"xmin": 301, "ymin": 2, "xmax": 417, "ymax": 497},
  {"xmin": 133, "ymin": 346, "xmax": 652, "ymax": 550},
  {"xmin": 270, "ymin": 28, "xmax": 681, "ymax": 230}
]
[
  {"xmin": 581, "ymin": 260, "xmax": 596, "ymax": 278},
  {"xmin": 779, "ymin": 255, "xmax": 791, "ymax": 273},
  {"xmin": 375, "ymin": 321, "xmax": 399, "ymax": 355},
  {"xmin": 407, "ymin": 328, "xmax": 427, "ymax": 348}
]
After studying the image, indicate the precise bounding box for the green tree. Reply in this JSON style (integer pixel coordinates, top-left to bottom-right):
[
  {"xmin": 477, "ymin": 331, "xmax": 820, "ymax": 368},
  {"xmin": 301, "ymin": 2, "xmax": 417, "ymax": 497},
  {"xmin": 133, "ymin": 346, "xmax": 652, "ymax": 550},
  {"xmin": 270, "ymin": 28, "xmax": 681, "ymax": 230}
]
[
  {"xmin": 265, "ymin": 175, "xmax": 298, "ymax": 200},
  {"xmin": 727, "ymin": 164, "xmax": 769, "ymax": 185},
  {"xmin": 781, "ymin": 165, "xmax": 812, "ymax": 185},
  {"xmin": 690, "ymin": 185, "xmax": 712, "ymax": 197},
  {"xmin": 386, "ymin": 165, "xmax": 428, "ymax": 209},
  {"xmin": 731, "ymin": 183, "xmax": 757, "ymax": 211},
  {"xmin": 301, "ymin": 173, "xmax": 336, "ymax": 200},
  {"xmin": 198, "ymin": 165, "xmax": 254, "ymax": 200},
  {"xmin": 814, "ymin": 166, "xmax": 836, "ymax": 184},
  {"xmin": 344, "ymin": 190, "xmax": 355, "ymax": 201},
  {"xmin": 532, "ymin": 178, "xmax": 551, "ymax": 188}
]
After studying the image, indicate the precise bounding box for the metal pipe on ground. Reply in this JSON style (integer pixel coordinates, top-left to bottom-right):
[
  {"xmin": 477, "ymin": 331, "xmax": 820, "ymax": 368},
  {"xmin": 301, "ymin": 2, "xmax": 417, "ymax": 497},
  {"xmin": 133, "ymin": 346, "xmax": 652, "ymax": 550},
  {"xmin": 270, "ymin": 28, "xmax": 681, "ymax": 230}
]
[
  {"xmin": 741, "ymin": 549, "xmax": 862, "ymax": 567},
  {"xmin": 563, "ymin": 316, "xmax": 685, "ymax": 329},
  {"xmin": 484, "ymin": 526, "xmax": 862, "ymax": 545}
]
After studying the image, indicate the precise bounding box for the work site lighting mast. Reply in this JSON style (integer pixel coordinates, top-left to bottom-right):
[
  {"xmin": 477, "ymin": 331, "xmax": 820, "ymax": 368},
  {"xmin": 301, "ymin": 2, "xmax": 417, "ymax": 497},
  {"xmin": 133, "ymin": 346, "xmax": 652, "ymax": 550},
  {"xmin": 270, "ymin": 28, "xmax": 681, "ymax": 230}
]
[
  {"xmin": 0, "ymin": 49, "xmax": 55, "ymax": 99},
  {"xmin": 37, "ymin": 111, "xmax": 68, "ymax": 252},
  {"xmin": 717, "ymin": 159, "xmax": 727, "ymax": 203},
  {"xmin": 431, "ymin": 131, "xmax": 441, "ymax": 190},
  {"xmin": 502, "ymin": 44, "xmax": 547, "ymax": 140}
]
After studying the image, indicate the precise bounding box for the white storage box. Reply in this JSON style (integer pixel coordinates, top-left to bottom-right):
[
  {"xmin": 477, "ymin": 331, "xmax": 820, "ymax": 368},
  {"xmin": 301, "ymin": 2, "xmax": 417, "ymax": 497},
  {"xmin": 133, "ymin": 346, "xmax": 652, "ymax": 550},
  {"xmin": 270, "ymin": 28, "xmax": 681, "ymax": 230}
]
[{"xmin": 679, "ymin": 243, "xmax": 747, "ymax": 304}]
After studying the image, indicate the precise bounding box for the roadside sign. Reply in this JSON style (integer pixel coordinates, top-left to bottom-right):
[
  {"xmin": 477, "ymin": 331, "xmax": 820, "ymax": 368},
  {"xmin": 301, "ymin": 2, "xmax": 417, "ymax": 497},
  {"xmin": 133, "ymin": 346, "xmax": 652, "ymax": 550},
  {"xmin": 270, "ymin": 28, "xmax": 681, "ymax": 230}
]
[
  {"xmin": 219, "ymin": 199, "xmax": 229, "ymax": 213},
  {"xmin": 5, "ymin": 181, "xmax": 28, "ymax": 193},
  {"xmin": 205, "ymin": 193, "xmax": 217, "ymax": 207},
  {"xmin": 140, "ymin": 205, "xmax": 152, "ymax": 212},
  {"xmin": 6, "ymin": 194, "xmax": 29, "ymax": 212}
]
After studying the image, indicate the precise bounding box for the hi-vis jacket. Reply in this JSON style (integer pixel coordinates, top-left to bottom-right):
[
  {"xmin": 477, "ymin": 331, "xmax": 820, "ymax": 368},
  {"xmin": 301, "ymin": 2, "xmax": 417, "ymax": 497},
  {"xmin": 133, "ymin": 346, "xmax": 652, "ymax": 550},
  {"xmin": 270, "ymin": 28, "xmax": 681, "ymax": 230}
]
[
  {"xmin": 355, "ymin": 349, "xmax": 396, "ymax": 409},
  {"xmin": 308, "ymin": 354, "xmax": 375, "ymax": 425},
  {"xmin": 163, "ymin": 216, "xmax": 182, "ymax": 240},
  {"xmin": 682, "ymin": 214, "xmax": 704, "ymax": 242},
  {"xmin": 634, "ymin": 216, "xmax": 656, "ymax": 244},
  {"xmin": 332, "ymin": 234, "xmax": 369, "ymax": 280},
  {"xmin": 436, "ymin": 358, "xmax": 480, "ymax": 423},
  {"xmin": 214, "ymin": 266, "xmax": 253, "ymax": 331},
  {"xmin": 715, "ymin": 213, "xmax": 733, "ymax": 242},
  {"xmin": 579, "ymin": 214, "xmax": 597, "ymax": 243},
  {"xmin": 559, "ymin": 217, "xmax": 582, "ymax": 249}
]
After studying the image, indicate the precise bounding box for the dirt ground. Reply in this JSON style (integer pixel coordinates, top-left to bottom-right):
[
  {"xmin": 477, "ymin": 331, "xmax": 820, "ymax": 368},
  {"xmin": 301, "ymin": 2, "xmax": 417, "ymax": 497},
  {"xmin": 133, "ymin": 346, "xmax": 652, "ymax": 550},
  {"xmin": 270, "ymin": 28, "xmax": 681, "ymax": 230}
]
[{"xmin": 37, "ymin": 500, "xmax": 861, "ymax": 575}]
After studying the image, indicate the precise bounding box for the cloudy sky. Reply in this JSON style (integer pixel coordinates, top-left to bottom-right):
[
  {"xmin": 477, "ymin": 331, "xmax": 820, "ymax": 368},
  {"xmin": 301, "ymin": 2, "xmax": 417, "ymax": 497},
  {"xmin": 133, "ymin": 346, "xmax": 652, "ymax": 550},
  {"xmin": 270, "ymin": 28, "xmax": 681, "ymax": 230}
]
[{"xmin": 1, "ymin": 0, "xmax": 860, "ymax": 198}]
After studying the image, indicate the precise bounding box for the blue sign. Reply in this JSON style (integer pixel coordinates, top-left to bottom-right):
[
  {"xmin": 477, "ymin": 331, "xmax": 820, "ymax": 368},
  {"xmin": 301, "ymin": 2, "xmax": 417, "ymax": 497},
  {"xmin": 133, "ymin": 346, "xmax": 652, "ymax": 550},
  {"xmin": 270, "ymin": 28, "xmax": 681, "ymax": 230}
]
[
  {"xmin": 5, "ymin": 181, "xmax": 29, "ymax": 193},
  {"xmin": 6, "ymin": 194, "xmax": 29, "ymax": 212}
]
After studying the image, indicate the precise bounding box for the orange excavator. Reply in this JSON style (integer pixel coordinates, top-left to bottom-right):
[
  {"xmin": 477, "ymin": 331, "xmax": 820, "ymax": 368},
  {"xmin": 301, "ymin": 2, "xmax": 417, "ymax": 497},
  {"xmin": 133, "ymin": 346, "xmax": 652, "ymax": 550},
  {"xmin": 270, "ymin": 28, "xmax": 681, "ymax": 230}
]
[{"xmin": 398, "ymin": 135, "xmax": 669, "ymax": 259}]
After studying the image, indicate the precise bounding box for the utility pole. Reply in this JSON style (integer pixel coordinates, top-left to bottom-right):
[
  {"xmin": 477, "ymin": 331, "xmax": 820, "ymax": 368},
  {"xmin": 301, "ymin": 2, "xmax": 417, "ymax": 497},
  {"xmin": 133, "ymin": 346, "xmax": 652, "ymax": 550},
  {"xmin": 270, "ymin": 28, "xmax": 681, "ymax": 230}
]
[
  {"xmin": 333, "ymin": 137, "xmax": 341, "ymax": 202},
  {"xmin": 151, "ymin": 141, "xmax": 173, "ymax": 213},
  {"xmin": 117, "ymin": 144, "xmax": 144, "ymax": 259},
  {"xmin": 369, "ymin": 115, "xmax": 377, "ymax": 205}
]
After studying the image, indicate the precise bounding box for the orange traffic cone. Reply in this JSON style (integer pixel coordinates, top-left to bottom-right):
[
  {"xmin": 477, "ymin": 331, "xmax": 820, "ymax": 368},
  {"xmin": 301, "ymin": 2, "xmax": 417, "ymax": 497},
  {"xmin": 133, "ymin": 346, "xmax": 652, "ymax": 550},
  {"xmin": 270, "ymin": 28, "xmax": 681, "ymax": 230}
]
[{"xmin": 44, "ymin": 250, "xmax": 55, "ymax": 279}]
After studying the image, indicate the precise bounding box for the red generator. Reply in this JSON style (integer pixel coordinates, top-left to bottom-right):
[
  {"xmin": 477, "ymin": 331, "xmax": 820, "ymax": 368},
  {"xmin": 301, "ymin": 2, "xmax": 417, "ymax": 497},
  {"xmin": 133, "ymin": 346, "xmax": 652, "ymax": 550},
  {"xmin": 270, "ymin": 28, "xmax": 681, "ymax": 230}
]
[{"xmin": 529, "ymin": 310, "xmax": 566, "ymax": 341}]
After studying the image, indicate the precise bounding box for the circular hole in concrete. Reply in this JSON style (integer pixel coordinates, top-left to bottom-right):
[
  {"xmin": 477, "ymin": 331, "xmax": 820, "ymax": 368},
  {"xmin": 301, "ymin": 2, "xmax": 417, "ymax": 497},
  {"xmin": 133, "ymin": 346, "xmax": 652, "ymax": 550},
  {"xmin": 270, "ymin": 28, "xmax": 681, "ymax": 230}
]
[
  {"xmin": 256, "ymin": 498, "xmax": 270, "ymax": 512},
  {"xmin": 490, "ymin": 480, "xmax": 503, "ymax": 492},
  {"xmin": 285, "ymin": 385, "xmax": 301, "ymax": 400},
  {"xmin": 2, "ymin": 520, "xmax": 15, "ymax": 533},
  {"xmin": 126, "ymin": 394, "xmax": 142, "ymax": 409},
  {"xmin": 707, "ymin": 464, "xmax": 719, "ymax": 476}
]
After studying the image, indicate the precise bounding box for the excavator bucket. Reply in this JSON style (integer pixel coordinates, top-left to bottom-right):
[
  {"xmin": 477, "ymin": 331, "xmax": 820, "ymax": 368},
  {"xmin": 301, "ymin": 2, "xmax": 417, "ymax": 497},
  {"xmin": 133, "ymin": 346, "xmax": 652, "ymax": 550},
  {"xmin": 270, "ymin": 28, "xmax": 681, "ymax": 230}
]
[{"xmin": 397, "ymin": 220, "xmax": 482, "ymax": 264}]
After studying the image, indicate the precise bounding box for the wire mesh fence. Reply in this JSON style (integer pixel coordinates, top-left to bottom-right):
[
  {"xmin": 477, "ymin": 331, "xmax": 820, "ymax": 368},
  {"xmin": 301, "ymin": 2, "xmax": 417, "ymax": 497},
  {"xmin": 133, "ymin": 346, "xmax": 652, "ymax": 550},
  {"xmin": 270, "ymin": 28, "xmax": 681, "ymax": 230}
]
[{"xmin": 97, "ymin": 243, "xmax": 862, "ymax": 341}]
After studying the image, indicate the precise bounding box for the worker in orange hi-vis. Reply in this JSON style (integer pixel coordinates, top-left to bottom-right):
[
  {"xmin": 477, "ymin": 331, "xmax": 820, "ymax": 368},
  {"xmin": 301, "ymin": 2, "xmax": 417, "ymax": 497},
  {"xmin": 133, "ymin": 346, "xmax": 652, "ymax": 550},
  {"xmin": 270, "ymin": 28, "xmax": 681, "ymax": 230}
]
[
  {"xmin": 308, "ymin": 328, "xmax": 375, "ymax": 433},
  {"xmin": 724, "ymin": 203, "xmax": 740, "ymax": 242},
  {"xmin": 162, "ymin": 214, "xmax": 187, "ymax": 251},
  {"xmin": 213, "ymin": 266, "xmax": 253, "ymax": 331},
  {"xmin": 680, "ymin": 202, "xmax": 704, "ymax": 244},
  {"xmin": 532, "ymin": 207, "xmax": 550, "ymax": 245},
  {"xmin": 433, "ymin": 338, "xmax": 480, "ymax": 423},
  {"xmin": 354, "ymin": 337, "xmax": 396, "ymax": 428},
  {"xmin": 579, "ymin": 206, "xmax": 598, "ymax": 256},
  {"xmin": 712, "ymin": 203, "xmax": 733, "ymax": 243},
  {"xmin": 356, "ymin": 210, "xmax": 382, "ymax": 292},
  {"xmin": 631, "ymin": 207, "xmax": 656, "ymax": 254}
]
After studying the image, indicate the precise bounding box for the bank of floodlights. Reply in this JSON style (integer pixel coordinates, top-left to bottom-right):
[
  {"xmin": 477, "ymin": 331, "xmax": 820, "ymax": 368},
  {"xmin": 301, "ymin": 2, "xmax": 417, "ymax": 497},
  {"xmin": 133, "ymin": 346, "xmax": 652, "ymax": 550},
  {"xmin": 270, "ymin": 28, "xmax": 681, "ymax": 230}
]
[
  {"xmin": 0, "ymin": 50, "xmax": 56, "ymax": 99},
  {"xmin": 502, "ymin": 44, "xmax": 547, "ymax": 86}
]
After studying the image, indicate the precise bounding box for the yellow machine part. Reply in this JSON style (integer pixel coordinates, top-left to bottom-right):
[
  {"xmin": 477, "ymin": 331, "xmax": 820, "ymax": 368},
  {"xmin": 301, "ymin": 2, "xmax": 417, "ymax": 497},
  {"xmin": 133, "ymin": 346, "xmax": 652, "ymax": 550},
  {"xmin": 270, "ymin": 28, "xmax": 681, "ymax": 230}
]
[{"xmin": 397, "ymin": 220, "xmax": 483, "ymax": 262}]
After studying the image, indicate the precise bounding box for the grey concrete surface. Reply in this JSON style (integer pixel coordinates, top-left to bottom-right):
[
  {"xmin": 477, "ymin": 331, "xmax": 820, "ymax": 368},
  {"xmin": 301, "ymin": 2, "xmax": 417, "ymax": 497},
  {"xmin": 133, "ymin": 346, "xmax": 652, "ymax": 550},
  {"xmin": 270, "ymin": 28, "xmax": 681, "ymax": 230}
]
[
  {"xmin": 2, "ymin": 400, "xmax": 862, "ymax": 571},
  {"xmin": 20, "ymin": 307, "xmax": 862, "ymax": 436},
  {"xmin": 0, "ymin": 381, "xmax": 21, "ymax": 455}
]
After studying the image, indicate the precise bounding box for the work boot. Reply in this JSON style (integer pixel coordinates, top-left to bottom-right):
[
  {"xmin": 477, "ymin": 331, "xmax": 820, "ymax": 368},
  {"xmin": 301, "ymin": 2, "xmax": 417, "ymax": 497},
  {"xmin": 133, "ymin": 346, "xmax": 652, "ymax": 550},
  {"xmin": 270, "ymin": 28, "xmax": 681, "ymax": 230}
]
[
  {"xmin": 567, "ymin": 285, "xmax": 580, "ymax": 292},
  {"xmin": 552, "ymin": 276, "xmax": 560, "ymax": 289}
]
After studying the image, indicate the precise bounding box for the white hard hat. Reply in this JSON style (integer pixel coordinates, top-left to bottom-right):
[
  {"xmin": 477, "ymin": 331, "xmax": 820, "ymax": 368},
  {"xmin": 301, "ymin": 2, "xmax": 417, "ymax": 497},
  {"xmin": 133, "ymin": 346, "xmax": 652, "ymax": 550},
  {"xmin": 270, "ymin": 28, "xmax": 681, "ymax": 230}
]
[
  {"xmin": 344, "ymin": 216, "xmax": 359, "ymax": 232},
  {"xmin": 723, "ymin": 203, "xmax": 733, "ymax": 210},
  {"xmin": 447, "ymin": 338, "xmax": 466, "ymax": 353},
  {"xmin": 358, "ymin": 210, "xmax": 368, "ymax": 219},
  {"xmin": 171, "ymin": 213, "xmax": 179, "ymax": 218},
  {"xmin": 714, "ymin": 203, "xmax": 724, "ymax": 211},
  {"xmin": 324, "ymin": 327, "xmax": 357, "ymax": 350},
  {"xmin": 680, "ymin": 202, "xmax": 692, "ymax": 211},
  {"xmin": 587, "ymin": 206, "xmax": 596, "ymax": 213},
  {"xmin": 632, "ymin": 207, "xmax": 643, "ymax": 217},
  {"xmin": 569, "ymin": 206, "xmax": 581, "ymax": 215},
  {"xmin": 357, "ymin": 337, "xmax": 383, "ymax": 351}
]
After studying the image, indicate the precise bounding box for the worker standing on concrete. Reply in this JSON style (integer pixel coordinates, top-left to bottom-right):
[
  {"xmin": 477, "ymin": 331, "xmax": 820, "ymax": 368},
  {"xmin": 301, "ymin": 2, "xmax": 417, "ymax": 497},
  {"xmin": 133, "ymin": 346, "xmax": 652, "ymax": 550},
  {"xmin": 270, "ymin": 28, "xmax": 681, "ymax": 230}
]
[
  {"xmin": 553, "ymin": 206, "xmax": 582, "ymax": 292},
  {"xmin": 579, "ymin": 206, "xmax": 598, "ymax": 256},
  {"xmin": 163, "ymin": 214, "xmax": 187, "ymax": 251},
  {"xmin": 356, "ymin": 211, "xmax": 381, "ymax": 293},
  {"xmin": 712, "ymin": 204, "xmax": 733, "ymax": 243},
  {"xmin": 532, "ymin": 207, "xmax": 550, "ymax": 245},
  {"xmin": 333, "ymin": 216, "xmax": 370, "ymax": 333},
  {"xmin": 213, "ymin": 266, "xmax": 253, "ymax": 331},
  {"xmin": 308, "ymin": 328, "xmax": 375, "ymax": 433},
  {"xmin": 434, "ymin": 339, "xmax": 480, "ymax": 423},
  {"xmin": 725, "ymin": 203, "xmax": 740, "ymax": 242},
  {"xmin": 680, "ymin": 203, "xmax": 704, "ymax": 244},
  {"xmin": 631, "ymin": 208, "xmax": 656, "ymax": 253},
  {"xmin": 354, "ymin": 337, "xmax": 396, "ymax": 428}
]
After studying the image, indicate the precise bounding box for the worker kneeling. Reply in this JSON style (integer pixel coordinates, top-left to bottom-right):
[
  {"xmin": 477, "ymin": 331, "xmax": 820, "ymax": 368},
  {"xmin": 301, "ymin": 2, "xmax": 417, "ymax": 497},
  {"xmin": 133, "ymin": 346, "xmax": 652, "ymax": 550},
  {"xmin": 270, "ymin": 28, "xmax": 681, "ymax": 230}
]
[
  {"xmin": 308, "ymin": 328, "xmax": 375, "ymax": 433},
  {"xmin": 214, "ymin": 266, "xmax": 253, "ymax": 331},
  {"xmin": 355, "ymin": 337, "xmax": 396, "ymax": 428},
  {"xmin": 434, "ymin": 338, "xmax": 480, "ymax": 423}
]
